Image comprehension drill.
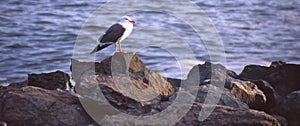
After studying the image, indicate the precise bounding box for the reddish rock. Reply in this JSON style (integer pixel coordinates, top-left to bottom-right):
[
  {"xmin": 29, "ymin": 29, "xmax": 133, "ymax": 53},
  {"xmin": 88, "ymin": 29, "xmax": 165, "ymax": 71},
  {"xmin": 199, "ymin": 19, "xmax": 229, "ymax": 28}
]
[
  {"xmin": 72, "ymin": 53, "xmax": 175, "ymax": 115},
  {"xmin": 0, "ymin": 86, "xmax": 94, "ymax": 126}
]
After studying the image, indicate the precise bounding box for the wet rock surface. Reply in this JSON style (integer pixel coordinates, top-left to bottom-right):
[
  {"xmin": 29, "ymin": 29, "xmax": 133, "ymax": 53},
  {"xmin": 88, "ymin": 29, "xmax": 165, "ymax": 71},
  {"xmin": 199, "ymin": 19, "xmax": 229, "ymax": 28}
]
[{"xmin": 1, "ymin": 53, "xmax": 299, "ymax": 126}]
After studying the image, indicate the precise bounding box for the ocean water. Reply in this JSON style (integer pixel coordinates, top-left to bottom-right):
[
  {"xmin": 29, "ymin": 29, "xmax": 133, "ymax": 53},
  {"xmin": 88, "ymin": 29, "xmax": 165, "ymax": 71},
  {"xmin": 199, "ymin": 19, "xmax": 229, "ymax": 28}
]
[{"xmin": 0, "ymin": 0, "xmax": 299, "ymax": 85}]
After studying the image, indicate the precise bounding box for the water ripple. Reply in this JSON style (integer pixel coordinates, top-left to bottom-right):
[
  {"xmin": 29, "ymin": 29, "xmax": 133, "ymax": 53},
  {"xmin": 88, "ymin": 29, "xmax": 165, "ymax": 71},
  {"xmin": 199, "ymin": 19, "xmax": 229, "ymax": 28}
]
[{"xmin": 0, "ymin": 0, "xmax": 299, "ymax": 85}]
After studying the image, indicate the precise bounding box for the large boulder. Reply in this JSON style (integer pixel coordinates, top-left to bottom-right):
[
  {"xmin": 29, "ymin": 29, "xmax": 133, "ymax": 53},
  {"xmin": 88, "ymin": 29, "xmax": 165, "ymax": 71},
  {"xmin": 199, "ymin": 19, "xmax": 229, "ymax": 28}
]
[
  {"xmin": 175, "ymin": 103, "xmax": 280, "ymax": 126},
  {"xmin": 271, "ymin": 91, "xmax": 300, "ymax": 126},
  {"xmin": 99, "ymin": 102, "xmax": 279, "ymax": 126},
  {"xmin": 0, "ymin": 86, "xmax": 94, "ymax": 126},
  {"xmin": 185, "ymin": 62, "xmax": 236, "ymax": 88},
  {"xmin": 251, "ymin": 80, "xmax": 281, "ymax": 112},
  {"xmin": 185, "ymin": 62, "xmax": 267, "ymax": 110},
  {"xmin": 71, "ymin": 53, "xmax": 175, "ymax": 115},
  {"xmin": 239, "ymin": 61, "xmax": 300, "ymax": 96},
  {"xmin": 229, "ymin": 80, "xmax": 266, "ymax": 110}
]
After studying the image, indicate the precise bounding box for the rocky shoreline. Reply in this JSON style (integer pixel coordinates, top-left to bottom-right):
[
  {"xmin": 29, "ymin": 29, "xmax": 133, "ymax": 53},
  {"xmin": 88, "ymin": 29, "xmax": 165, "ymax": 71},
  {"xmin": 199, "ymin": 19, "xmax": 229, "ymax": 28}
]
[{"xmin": 0, "ymin": 53, "xmax": 299, "ymax": 126}]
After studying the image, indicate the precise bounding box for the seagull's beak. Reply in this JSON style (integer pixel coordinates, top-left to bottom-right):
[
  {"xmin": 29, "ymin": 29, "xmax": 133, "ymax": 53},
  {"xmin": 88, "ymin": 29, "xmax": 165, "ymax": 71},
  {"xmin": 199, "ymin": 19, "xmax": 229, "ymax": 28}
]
[{"xmin": 129, "ymin": 20, "xmax": 137, "ymax": 24}]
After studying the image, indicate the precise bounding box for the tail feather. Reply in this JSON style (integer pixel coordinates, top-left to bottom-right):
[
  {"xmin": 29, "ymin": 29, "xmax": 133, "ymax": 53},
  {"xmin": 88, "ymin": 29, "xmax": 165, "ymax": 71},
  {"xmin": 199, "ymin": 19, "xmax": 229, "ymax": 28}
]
[{"xmin": 90, "ymin": 44, "xmax": 112, "ymax": 54}]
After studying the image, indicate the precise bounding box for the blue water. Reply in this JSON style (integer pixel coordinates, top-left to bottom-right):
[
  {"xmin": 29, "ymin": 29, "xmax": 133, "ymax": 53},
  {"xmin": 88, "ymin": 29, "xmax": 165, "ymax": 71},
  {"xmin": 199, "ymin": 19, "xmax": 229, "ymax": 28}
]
[{"xmin": 0, "ymin": 0, "xmax": 299, "ymax": 85}]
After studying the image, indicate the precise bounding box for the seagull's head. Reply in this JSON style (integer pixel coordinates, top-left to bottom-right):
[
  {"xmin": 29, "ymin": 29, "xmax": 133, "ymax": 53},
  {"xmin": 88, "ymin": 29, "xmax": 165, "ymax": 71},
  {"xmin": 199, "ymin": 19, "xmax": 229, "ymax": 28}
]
[{"xmin": 119, "ymin": 16, "xmax": 137, "ymax": 25}]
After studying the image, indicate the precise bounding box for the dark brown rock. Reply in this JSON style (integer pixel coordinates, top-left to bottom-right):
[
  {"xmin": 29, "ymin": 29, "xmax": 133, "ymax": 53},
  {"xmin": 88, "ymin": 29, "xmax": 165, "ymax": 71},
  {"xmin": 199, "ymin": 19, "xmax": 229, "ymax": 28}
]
[
  {"xmin": 271, "ymin": 115, "xmax": 288, "ymax": 126},
  {"xmin": 185, "ymin": 62, "xmax": 236, "ymax": 88},
  {"xmin": 175, "ymin": 103, "xmax": 280, "ymax": 126},
  {"xmin": 271, "ymin": 91, "xmax": 300, "ymax": 126},
  {"xmin": 28, "ymin": 70, "xmax": 70, "ymax": 90},
  {"xmin": 167, "ymin": 78, "xmax": 181, "ymax": 89},
  {"xmin": 102, "ymin": 102, "xmax": 279, "ymax": 126},
  {"xmin": 239, "ymin": 61, "xmax": 300, "ymax": 96},
  {"xmin": 8, "ymin": 80, "xmax": 28, "ymax": 88},
  {"xmin": 0, "ymin": 86, "xmax": 94, "ymax": 126},
  {"xmin": 92, "ymin": 103, "xmax": 279, "ymax": 126},
  {"xmin": 251, "ymin": 80, "xmax": 281, "ymax": 112}
]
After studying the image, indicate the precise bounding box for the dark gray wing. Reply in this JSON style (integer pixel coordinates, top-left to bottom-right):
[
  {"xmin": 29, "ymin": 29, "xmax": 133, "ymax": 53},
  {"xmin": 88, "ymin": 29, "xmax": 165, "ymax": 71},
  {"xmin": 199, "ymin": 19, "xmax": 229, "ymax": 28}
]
[{"xmin": 99, "ymin": 23, "xmax": 125, "ymax": 43}]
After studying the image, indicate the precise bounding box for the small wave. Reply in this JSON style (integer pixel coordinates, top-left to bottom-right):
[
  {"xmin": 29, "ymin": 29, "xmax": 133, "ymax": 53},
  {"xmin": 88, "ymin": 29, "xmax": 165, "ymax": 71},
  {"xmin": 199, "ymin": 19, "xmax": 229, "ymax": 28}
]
[
  {"xmin": 5, "ymin": 43, "xmax": 32, "ymax": 49},
  {"xmin": 36, "ymin": 12, "xmax": 60, "ymax": 17},
  {"xmin": 56, "ymin": 3, "xmax": 90, "ymax": 7},
  {"xmin": 0, "ymin": 16, "xmax": 11, "ymax": 22},
  {"xmin": 33, "ymin": 20, "xmax": 55, "ymax": 25}
]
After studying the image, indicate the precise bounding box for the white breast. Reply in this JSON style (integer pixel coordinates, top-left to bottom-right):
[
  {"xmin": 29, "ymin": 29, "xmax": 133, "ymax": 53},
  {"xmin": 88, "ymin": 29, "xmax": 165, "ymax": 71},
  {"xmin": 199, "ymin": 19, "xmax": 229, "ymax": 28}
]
[{"xmin": 118, "ymin": 22, "xmax": 133, "ymax": 43}]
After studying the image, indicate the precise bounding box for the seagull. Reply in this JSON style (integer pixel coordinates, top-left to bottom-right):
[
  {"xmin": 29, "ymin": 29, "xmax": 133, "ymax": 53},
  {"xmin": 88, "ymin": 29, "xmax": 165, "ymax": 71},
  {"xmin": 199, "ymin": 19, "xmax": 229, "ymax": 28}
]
[{"xmin": 90, "ymin": 16, "xmax": 137, "ymax": 54}]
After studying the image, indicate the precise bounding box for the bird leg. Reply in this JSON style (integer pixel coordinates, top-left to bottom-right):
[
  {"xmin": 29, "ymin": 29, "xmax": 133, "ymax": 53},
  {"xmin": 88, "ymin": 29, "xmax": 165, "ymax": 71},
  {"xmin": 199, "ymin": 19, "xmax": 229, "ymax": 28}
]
[
  {"xmin": 115, "ymin": 41, "xmax": 120, "ymax": 52},
  {"xmin": 119, "ymin": 43, "xmax": 127, "ymax": 53}
]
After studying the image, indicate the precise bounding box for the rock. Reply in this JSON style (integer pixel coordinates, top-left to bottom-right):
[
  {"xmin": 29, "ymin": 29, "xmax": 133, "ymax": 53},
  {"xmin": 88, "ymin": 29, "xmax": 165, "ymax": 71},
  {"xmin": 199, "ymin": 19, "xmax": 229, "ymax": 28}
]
[
  {"xmin": 271, "ymin": 91, "xmax": 300, "ymax": 126},
  {"xmin": 0, "ymin": 86, "xmax": 94, "ymax": 126},
  {"xmin": 4, "ymin": 52, "xmax": 298, "ymax": 126},
  {"xmin": 94, "ymin": 103, "xmax": 279, "ymax": 126},
  {"xmin": 230, "ymin": 81, "xmax": 267, "ymax": 111},
  {"xmin": 251, "ymin": 80, "xmax": 281, "ymax": 112},
  {"xmin": 8, "ymin": 80, "xmax": 28, "ymax": 88},
  {"xmin": 191, "ymin": 84, "xmax": 249, "ymax": 109},
  {"xmin": 27, "ymin": 70, "xmax": 70, "ymax": 90},
  {"xmin": 167, "ymin": 78, "xmax": 181, "ymax": 89},
  {"xmin": 185, "ymin": 62, "xmax": 236, "ymax": 88},
  {"xmin": 185, "ymin": 62, "xmax": 267, "ymax": 110},
  {"xmin": 175, "ymin": 103, "xmax": 280, "ymax": 126},
  {"xmin": 72, "ymin": 52, "xmax": 175, "ymax": 115},
  {"xmin": 271, "ymin": 115, "xmax": 288, "ymax": 126},
  {"xmin": 239, "ymin": 61, "xmax": 300, "ymax": 96},
  {"xmin": 71, "ymin": 52, "xmax": 151, "ymax": 78}
]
